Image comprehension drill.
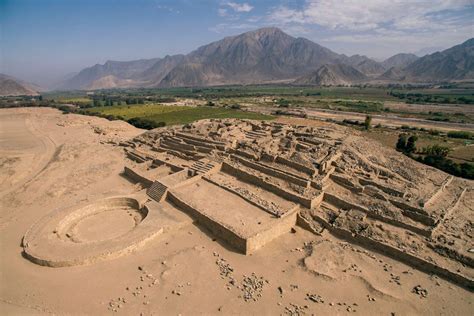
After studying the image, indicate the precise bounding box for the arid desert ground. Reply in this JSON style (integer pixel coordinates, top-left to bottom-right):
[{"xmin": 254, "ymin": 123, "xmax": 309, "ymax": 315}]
[{"xmin": 0, "ymin": 107, "xmax": 472, "ymax": 315}]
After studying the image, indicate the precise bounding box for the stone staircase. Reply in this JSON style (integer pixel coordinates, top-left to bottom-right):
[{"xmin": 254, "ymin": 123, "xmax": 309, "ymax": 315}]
[
  {"xmin": 147, "ymin": 181, "xmax": 168, "ymax": 202},
  {"xmin": 244, "ymin": 130, "xmax": 267, "ymax": 140},
  {"xmin": 189, "ymin": 160, "xmax": 216, "ymax": 175}
]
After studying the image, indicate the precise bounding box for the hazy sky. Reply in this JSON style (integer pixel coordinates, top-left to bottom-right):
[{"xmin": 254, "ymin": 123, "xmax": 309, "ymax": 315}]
[{"xmin": 1, "ymin": 0, "xmax": 473, "ymax": 87}]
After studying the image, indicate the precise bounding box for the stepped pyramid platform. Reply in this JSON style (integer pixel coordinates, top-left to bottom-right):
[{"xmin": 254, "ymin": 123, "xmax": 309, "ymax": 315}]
[
  {"xmin": 22, "ymin": 117, "xmax": 473, "ymax": 290},
  {"xmin": 88, "ymin": 118, "xmax": 473, "ymax": 288}
]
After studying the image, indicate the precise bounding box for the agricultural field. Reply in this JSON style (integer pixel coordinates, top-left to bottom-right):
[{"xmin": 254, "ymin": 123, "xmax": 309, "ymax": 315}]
[
  {"xmin": 86, "ymin": 104, "xmax": 274, "ymax": 126},
  {"xmin": 56, "ymin": 97, "xmax": 92, "ymax": 105},
  {"xmin": 45, "ymin": 84, "xmax": 474, "ymax": 130}
]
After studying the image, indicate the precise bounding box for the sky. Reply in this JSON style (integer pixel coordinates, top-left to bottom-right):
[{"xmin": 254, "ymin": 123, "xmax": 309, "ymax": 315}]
[{"xmin": 1, "ymin": 0, "xmax": 473, "ymax": 87}]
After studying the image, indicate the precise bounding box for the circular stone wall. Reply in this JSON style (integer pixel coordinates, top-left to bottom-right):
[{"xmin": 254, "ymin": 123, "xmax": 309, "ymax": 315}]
[{"xmin": 22, "ymin": 197, "xmax": 163, "ymax": 267}]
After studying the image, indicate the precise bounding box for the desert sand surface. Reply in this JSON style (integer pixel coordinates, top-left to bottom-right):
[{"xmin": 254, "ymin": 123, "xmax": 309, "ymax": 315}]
[{"xmin": 1, "ymin": 107, "xmax": 473, "ymax": 315}]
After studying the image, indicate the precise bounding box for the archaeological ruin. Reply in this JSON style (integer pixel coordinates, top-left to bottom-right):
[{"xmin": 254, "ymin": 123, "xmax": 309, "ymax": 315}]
[{"xmin": 22, "ymin": 119, "xmax": 473, "ymax": 290}]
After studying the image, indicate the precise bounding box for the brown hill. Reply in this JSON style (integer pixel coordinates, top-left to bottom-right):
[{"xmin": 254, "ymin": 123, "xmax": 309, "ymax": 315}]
[
  {"xmin": 0, "ymin": 74, "xmax": 40, "ymax": 96},
  {"xmin": 294, "ymin": 64, "xmax": 367, "ymax": 86}
]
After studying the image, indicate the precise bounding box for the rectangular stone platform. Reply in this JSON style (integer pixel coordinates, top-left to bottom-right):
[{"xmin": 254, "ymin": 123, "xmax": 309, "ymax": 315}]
[{"xmin": 166, "ymin": 179, "xmax": 297, "ymax": 254}]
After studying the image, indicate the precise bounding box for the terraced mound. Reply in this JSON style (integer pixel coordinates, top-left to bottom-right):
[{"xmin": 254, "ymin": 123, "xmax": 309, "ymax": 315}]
[
  {"xmin": 118, "ymin": 119, "xmax": 473, "ymax": 289},
  {"xmin": 21, "ymin": 117, "xmax": 473, "ymax": 291}
]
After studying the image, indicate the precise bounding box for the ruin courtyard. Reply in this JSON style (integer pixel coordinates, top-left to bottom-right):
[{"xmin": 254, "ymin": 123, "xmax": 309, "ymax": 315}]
[{"xmin": 1, "ymin": 107, "xmax": 473, "ymax": 314}]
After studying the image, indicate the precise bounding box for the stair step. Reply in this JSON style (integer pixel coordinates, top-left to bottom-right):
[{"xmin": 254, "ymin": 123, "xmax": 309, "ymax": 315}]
[{"xmin": 147, "ymin": 181, "xmax": 168, "ymax": 202}]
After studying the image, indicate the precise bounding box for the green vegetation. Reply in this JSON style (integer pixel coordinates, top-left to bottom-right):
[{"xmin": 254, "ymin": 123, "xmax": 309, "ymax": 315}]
[
  {"xmin": 56, "ymin": 97, "xmax": 92, "ymax": 106},
  {"xmin": 395, "ymin": 133, "xmax": 473, "ymax": 179},
  {"xmin": 396, "ymin": 134, "xmax": 418, "ymax": 154},
  {"xmin": 416, "ymin": 155, "xmax": 474, "ymax": 179},
  {"xmin": 86, "ymin": 104, "xmax": 188, "ymax": 119},
  {"xmin": 86, "ymin": 104, "xmax": 273, "ymax": 126},
  {"xmin": 364, "ymin": 115, "xmax": 372, "ymax": 130},
  {"xmin": 127, "ymin": 117, "xmax": 166, "ymax": 129},
  {"xmin": 447, "ymin": 130, "xmax": 473, "ymax": 140},
  {"xmin": 389, "ymin": 90, "xmax": 474, "ymax": 104},
  {"xmin": 421, "ymin": 144, "xmax": 451, "ymax": 157}
]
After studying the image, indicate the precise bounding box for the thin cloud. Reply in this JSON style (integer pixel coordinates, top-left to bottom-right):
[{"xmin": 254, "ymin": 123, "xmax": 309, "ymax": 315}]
[
  {"xmin": 268, "ymin": 0, "xmax": 472, "ymax": 32},
  {"xmin": 225, "ymin": 2, "xmax": 254, "ymax": 13}
]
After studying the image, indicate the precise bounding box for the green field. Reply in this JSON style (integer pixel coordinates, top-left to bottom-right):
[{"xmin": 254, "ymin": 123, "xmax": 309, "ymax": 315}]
[
  {"xmin": 86, "ymin": 104, "xmax": 274, "ymax": 125},
  {"xmin": 57, "ymin": 97, "xmax": 92, "ymax": 105}
]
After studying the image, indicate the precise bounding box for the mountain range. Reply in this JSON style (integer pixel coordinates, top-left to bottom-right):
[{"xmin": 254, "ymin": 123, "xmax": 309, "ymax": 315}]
[
  {"xmin": 0, "ymin": 74, "xmax": 41, "ymax": 96},
  {"xmin": 50, "ymin": 28, "xmax": 474, "ymax": 90}
]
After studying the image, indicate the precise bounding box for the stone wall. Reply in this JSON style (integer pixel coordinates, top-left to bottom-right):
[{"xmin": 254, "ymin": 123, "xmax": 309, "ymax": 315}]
[
  {"xmin": 221, "ymin": 162, "xmax": 321, "ymax": 209},
  {"xmin": 231, "ymin": 155, "xmax": 309, "ymax": 188},
  {"xmin": 389, "ymin": 199, "xmax": 436, "ymax": 226},
  {"xmin": 275, "ymin": 156, "xmax": 315, "ymax": 176},
  {"xmin": 246, "ymin": 211, "xmax": 297, "ymax": 254},
  {"xmin": 152, "ymin": 158, "xmax": 184, "ymax": 173},
  {"xmin": 166, "ymin": 191, "xmax": 247, "ymax": 253},
  {"xmin": 323, "ymin": 193, "xmax": 432, "ymax": 237},
  {"xmin": 123, "ymin": 166, "xmax": 153, "ymax": 187},
  {"xmin": 319, "ymin": 151, "xmax": 341, "ymax": 174},
  {"xmin": 303, "ymin": 211, "xmax": 473, "ymax": 290},
  {"xmin": 330, "ymin": 174, "xmax": 364, "ymax": 193},
  {"xmin": 358, "ymin": 178, "xmax": 405, "ymax": 198}
]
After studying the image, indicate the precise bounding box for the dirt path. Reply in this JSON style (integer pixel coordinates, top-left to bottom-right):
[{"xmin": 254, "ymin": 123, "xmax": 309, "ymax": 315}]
[
  {"xmin": 306, "ymin": 108, "xmax": 474, "ymax": 132},
  {"xmin": 0, "ymin": 110, "xmax": 57, "ymax": 200}
]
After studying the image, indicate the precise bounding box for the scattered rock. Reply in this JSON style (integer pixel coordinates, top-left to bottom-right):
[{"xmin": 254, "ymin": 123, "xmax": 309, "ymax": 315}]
[
  {"xmin": 241, "ymin": 273, "xmax": 268, "ymax": 302},
  {"xmin": 306, "ymin": 293, "xmax": 324, "ymax": 303},
  {"xmin": 412, "ymin": 285, "xmax": 428, "ymax": 298}
]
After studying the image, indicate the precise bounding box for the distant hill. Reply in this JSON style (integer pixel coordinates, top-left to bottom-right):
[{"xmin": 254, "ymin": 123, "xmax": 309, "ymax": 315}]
[
  {"xmin": 58, "ymin": 58, "xmax": 160, "ymax": 90},
  {"xmin": 379, "ymin": 39, "xmax": 474, "ymax": 82},
  {"xmin": 337, "ymin": 54, "xmax": 386, "ymax": 77},
  {"xmin": 403, "ymin": 38, "xmax": 474, "ymax": 81},
  {"xmin": 0, "ymin": 74, "xmax": 40, "ymax": 96},
  {"xmin": 57, "ymin": 29, "xmax": 474, "ymax": 90},
  {"xmin": 294, "ymin": 64, "xmax": 367, "ymax": 86},
  {"xmin": 381, "ymin": 53, "xmax": 419, "ymax": 69},
  {"xmin": 377, "ymin": 67, "xmax": 406, "ymax": 81}
]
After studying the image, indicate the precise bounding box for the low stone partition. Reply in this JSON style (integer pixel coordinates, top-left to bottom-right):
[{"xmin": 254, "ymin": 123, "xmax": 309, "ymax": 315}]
[
  {"xmin": 421, "ymin": 176, "xmax": 453, "ymax": 208},
  {"xmin": 319, "ymin": 151, "xmax": 341, "ymax": 174},
  {"xmin": 389, "ymin": 199, "xmax": 436, "ymax": 226},
  {"xmin": 358, "ymin": 178, "xmax": 405, "ymax": 198},
  {"xmin": 152, "ymin": 158, "xmax": 184, "ymax": 173},
  {"xmin": 175, "ymin": 132, "xmax": 226, "ymax": 150},
  {"xmin": 202, "ymin": 174, "xmax": 298, "ymax": 218},
  {"xmin": 311, "ymin": 167, "xmax": 334, "ymax": 190},
  {"xmin": 323, "ymin": 193, "xmax": 432, "ymax": 237},
  {"xmin": 126, "ymin": 150, "xmax": 149, "ymax": 163},
  {"xmin": 221, "ymin": 162, "xmax": 321, "ymax": 209},
  {"xmin": 275, "ymin": 156, "xmax": 315, "ymax": 176},
  {"xmin": 230, "ymin": 148, "xmax": 260, "ymax": 160},
  {"xmin": 161, "ymin": 138, "xmax": 196, "ymax": 153},
  {"xmin": 231, "ymin": 155, "xmax": 309, "ymax": 188},
  {"xmin": 123, "ymin": 166, "xmax": 153, "ymax": 187},
  {"xmin": 330, "ymin": 173, "xmax": 364, "ymax": 193},
  {"xmin": 295, "ymin": 142, "xmax": 310, "ymax": 151},
  {"xmin": 428, "ymin": 243, "xmax": 474, "ymax": 269},
  {"xmin": 178, "ymin": 136, "xmax": 215, "ymax": 149},
  {"xmin": 177, "ymin": 137, "xmax": 221, "ymax": 153},
  {"xmin": 301, "ymin": 211, "xmax": 474, "ymax": 290}
]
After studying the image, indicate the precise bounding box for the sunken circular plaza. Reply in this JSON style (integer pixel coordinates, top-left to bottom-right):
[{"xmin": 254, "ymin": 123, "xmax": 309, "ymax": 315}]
[{"xmin": 22, "ymin": 197, "xmax": 163, "ymax": 267}]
